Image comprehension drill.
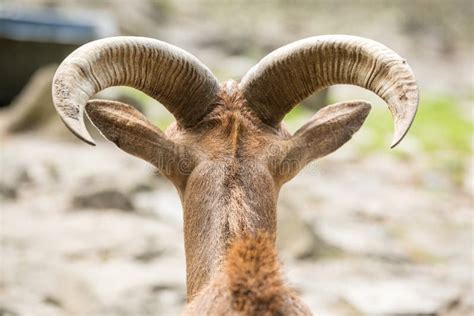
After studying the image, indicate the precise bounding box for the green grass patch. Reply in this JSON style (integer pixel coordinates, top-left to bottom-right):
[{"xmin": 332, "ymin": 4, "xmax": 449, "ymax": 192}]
[
  {"xmin": 283, "ymin": 106, "xmax": 314, "ymax": 133},
  {"xmin": 108, "ymin": 87, "xmax": 175, "ymax": 130},
  {"xmin": 154, "ymin": 115, "xmax": 175, "ymax": 130},
  {"xmin": 359, "ymin": 94, "xmax": 473, "ymax": 155}
]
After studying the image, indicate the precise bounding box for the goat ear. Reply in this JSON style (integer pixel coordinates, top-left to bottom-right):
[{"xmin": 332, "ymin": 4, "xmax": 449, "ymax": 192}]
[
  {"xmin": 293, "ymin": 100, "xmax": 371, "ymax": 161},
  {"xmin": 275, "ymin": 101, "xmax": 371, "ymax": 182},
  {"xmin": 85, "ymin": 99, "xmax": 185, "ymax": 174}
]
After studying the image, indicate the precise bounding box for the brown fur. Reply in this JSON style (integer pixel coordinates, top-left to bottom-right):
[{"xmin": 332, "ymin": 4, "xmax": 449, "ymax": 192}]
[
  {"xmin": 226, "ymin": 232, "xmax": 294, "ymax": 314},
  {"xmin": 183, "ymin": 232, "xmax": 311, "ymax": 315}
]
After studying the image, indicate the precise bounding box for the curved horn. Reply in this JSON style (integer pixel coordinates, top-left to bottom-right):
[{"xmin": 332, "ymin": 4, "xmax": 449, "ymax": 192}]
[
  {"xmin": 52, "ymin": 36, "xmax": 219, "ymax": 145},
  {"xmin": 240, "ymin": 35, "xmax": 419, "ymax": 147}
]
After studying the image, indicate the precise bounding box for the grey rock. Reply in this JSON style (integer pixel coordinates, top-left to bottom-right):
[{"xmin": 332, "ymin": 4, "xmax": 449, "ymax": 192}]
[
  {"xmin": 277, "ymin": 200, "xmax": 340, "ymax": 260},
  {"xmin": 0, "ymin": 307, "xmax": 19, "ymax": 316},
  {"xmin": 0, "ymin": 164, "xmax": 33, "ymax": 200},
  {"xmin": 103, "ymin": 283, "xmax": 185, "ymax": 316},
  {"xmin": 0, "ymin": 183, "xmax": 17, "ymax": 199},
  {"xmin": 342, "ymin": 277, "xmax": 461, "ymax": 315},
  {"xmin": 440, "ymin": 287, "xmax": 474, "ymax": 316},
  {"xmin": 71, "ymin": 187, "xmax": 134, "ymax": 211},
  {"xmin": 463, "ymin": 160, "xmax": 474, "ymax": 196},
  {"xmin": 1, "ymin": 256, "xmax": 101, "ymax": 316}
]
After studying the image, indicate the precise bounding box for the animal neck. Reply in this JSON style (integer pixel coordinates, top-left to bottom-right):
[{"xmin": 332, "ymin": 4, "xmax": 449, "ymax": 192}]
[
  {"xmin": 178, "ymin": 79, "xmax": 281, "ymax": 299},
  {"xmin": 181, "ymin": 179, "xmax": 278, "ymax": 299}
]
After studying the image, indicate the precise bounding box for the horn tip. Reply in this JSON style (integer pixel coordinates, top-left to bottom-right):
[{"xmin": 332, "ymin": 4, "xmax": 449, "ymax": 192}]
[
  {"xmin": 390, "ymin": 136, "xmax": 403, "ymax": 149},
  {"xmin": 61, "ymin": 116, "xmax": 96, "ymax": 146},
  {"xmin": 389, "ymin": 96, "xmax": 418, "ymax": 149},
  {"xmin": 390, "ymin": 115, "xmax": 415, "ymax": 149}
]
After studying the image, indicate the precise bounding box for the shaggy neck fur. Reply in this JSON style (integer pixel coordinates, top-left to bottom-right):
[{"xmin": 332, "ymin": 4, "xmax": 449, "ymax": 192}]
[{"xmin": 182, "ymin": 232, "xmax": 311, "ymax": 315}]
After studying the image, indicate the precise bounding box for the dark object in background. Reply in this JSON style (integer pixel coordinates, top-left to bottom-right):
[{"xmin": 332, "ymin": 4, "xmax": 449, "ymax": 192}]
[
  {"xmin": 0, "ymin": 8, "xmax": 117, "ymax": 106},
  {"xmin": 300, "ymin": 87, "xmax": 329, "ymax": 111},
  {"xmin": 3, "ymin": 64, "xmax": 57, "ymax": 133}
]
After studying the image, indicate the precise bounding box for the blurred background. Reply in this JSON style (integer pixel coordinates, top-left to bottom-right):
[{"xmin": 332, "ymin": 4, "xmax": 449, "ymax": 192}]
[{"xmin": 0, "ymin": 1, "xmax": 472, "ymax": 315}]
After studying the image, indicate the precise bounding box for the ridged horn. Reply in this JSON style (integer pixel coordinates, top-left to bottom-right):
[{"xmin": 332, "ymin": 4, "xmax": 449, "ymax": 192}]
[
  {"xmin": 240, "ymin": 35, "xmax": 419, "ymax": 148},
  {"xmin": 52, "ymin": 36, "xmax": 219, "ymax": 145}
]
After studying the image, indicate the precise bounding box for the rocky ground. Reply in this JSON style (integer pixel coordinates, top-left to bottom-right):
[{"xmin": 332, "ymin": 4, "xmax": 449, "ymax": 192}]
[{"xmin": 1, "ymin": 134, "xmax": 472, "ymax": 316}]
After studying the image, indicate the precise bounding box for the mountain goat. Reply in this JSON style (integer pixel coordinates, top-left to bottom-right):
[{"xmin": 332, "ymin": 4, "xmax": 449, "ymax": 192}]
[{"xmin": 52, "ymin": 35, "xmax": 418, "ymax": 315}]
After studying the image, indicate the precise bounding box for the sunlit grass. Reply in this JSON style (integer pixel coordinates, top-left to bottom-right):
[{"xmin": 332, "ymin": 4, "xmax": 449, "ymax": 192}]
[
  {"xmin": 283, "ymin": 105, "xmax": 314, "ymax": 133},
  {"xmin": 108, "ymin": 87, "xmax": 175, "ymax": 130},
  {"xmin": 154, "ymin": 115, "xmax": 175, "ymax": 131},
  {"xmin": 362, "ymin": 94, "xmax": 473, "ymax": 155}
]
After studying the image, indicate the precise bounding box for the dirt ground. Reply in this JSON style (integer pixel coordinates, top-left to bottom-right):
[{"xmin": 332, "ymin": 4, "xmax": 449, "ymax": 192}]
[{"xmin": 1, "ymin": 135, "xmax": 472, "ymax": 315}]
